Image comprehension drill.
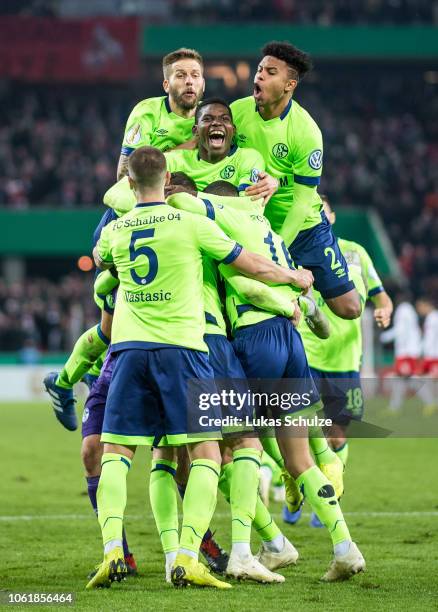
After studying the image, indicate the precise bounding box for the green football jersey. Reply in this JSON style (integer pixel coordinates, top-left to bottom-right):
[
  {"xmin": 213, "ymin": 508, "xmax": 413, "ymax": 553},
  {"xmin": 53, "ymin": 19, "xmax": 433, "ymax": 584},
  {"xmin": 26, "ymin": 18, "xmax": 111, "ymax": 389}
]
[
  {"xmin": 167, "ymin": 192, "xmax": 299, "ymax": 332},
  {"xmin": 203, "ymin": 255, "xmax": 227, "ymax": 336},
  {"xmin": 97, "ymin": 197, "xmax": 241, "ymax": 352},
  {"xmin": 231, "ymin": 96, "xmax": 323, "ymax": 235},
  {"xmin": 300, "ymin": 238, "xmax": 384, "ymax": 372},
  {"xmin": 165, "ymin": 145, "xmax": 265, "ymax": 192},
  {"xmin": 121, "ymin": 96, "xmax": 195, "ymax": 157}
]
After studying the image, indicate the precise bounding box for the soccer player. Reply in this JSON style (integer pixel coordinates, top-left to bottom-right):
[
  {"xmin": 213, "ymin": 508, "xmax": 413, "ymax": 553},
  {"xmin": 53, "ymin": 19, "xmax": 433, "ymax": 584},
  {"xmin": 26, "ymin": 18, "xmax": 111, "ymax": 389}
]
[
  {"xmin": 283, "ymin": 194, "xmax": 393, "ymax": 527},
  {"xmin": 231, "ymin": 41, "xmax": 361, "ymax": 320},
  {"xmin": 104, "ymin": 98, "xmax": 272, "ymax": 212},
  {"xmin": 44, "ymin": 209, "xmax": 117, "ymax": 431},
  {"xmin": 44, "ymin": 48, "xmax": 206, "ymax": 430},
  {"xmin": 167, "ymin": 185, "xmax": 365, "ymax": 581},
  {"xmin": 381, "ymin": 292, "xmax": 421, "ymax": 412},
  {"xmin": 117, "ymin": 47, "xmax": 205, "ymax": 180},
  {"xmin": 86, "ymin": 146, "xmax": 311, "ymax": 590},
  {"xmin": 415, "ymin": 296, "xmax": 438, "ymax": 415}
]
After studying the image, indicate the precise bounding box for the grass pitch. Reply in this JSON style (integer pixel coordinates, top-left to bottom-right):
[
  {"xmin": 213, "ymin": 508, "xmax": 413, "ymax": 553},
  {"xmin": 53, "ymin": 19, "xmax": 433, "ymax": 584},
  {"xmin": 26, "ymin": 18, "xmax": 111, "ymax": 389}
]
[{"xmin": 2, "ymin": 401, "xmax": 438, "ymax": 611}]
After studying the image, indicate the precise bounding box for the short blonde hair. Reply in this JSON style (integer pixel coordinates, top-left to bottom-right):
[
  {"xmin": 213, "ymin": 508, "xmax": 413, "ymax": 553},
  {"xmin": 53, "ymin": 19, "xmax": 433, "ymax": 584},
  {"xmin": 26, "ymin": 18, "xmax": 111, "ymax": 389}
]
[{"xmin": 162, "ymin": 48, "xmax": 203, "ymax": 78}]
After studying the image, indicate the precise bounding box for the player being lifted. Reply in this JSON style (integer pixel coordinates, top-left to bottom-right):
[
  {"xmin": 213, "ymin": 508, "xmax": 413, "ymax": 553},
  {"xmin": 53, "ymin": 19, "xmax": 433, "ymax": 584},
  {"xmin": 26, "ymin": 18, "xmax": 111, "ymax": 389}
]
[
  {"xmin": 44, "ymin": 48, "xmax": 206, "ymax": 430},
  {"xmin": 105, "ymin": 98, "xmax": 276, "ymax": 212},
  {"xmin": 87, "ymin": 146, "xmax": 312, "ymax": 590},
  {"xmin": 231, "ymin": 41, "xmax": 361, "ymax": 320},
  {"xmin": 283, "ymin": 194, "xmax": 393, "ymax": 526}
]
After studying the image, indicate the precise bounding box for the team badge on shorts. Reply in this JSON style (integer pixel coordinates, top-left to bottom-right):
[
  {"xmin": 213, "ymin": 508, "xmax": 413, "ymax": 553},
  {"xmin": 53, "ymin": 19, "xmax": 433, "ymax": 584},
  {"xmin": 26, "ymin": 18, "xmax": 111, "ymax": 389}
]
[
  {"xmin": 308, "ymin": 149, "xmax": 323, "ymax": 170},
  {"xmin": 82, "ymin": 407, "xmax": 89, "ymax": 423},
  {"xmin": 272, "ymin": 143, "xmax": 289, "ymax": 159},
  {"xmin": 220, "ymin": 165, "xmax": 235, "ymax": 179}
]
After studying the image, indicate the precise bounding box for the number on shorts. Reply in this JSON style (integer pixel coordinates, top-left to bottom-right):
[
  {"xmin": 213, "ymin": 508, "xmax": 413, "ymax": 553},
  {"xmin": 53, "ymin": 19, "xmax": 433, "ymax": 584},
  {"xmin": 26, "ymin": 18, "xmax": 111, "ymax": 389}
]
[{"xmin": 324, "ymin": 246, "xmax": 343, "ymax": 271}]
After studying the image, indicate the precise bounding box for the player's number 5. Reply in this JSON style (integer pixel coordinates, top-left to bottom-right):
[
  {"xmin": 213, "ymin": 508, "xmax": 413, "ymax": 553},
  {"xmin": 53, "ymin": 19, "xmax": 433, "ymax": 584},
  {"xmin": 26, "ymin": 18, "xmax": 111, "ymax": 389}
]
[{"xmin": 129, "ymin": 229, "xmax": 158, "ymax": 285}]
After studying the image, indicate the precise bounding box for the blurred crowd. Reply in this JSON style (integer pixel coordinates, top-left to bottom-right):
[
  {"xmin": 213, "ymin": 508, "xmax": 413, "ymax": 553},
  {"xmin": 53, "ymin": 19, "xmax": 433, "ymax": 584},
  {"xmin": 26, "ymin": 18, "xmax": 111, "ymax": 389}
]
[
  {"xmin": 3, "ymin": 0, "xmax": 438, "ymax": 24},
  {"xmin": 0, "ymin": 275, "xmax": 96, "ymax": 356}
]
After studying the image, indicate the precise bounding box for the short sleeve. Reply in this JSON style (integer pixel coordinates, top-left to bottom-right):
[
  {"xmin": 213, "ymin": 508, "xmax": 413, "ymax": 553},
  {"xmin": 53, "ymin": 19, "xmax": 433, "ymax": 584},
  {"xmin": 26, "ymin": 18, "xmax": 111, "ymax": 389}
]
[
  {"xmin": 292, "ymin": 117, "xmax": 323, "ymax": 187},
  {"xmin": 357, "ymin": 244, "xmax": 384, "ymax": 297},
  {"xmin": 121, "ymin": 102, "xmax": 153, "ymax": 157}
]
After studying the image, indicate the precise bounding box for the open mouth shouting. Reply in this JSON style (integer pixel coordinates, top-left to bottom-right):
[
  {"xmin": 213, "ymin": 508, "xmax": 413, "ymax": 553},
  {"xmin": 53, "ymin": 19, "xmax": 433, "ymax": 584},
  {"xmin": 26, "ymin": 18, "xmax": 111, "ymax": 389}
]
[
  {"xmin": 253, "ymin": 82, "xmax": 263, "ymax": 101},
  {"xmin": 208, "ymin": 129, "xmax": 226, "ymax": 148}
]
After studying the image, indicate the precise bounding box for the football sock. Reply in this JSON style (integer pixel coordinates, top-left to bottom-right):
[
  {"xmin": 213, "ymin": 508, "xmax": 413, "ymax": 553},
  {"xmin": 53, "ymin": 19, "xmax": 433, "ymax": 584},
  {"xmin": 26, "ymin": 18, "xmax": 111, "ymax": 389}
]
[
  {"xmin": 176, "ymin": 478, "xmax": 213, "ymax": 543},
  {"xmin": 261, "ymin": 450, "xmax": 283, "ymax": 486},
  {"xmin": 309, "ymin": 426, "xmax": 338, "ymax": 466},
  {"xmin": 176, "ymin": 483, "xmax": 186, "ymax": 499},
  {"xmin": 86, "ymin": 475, "xmax": 99, "ymax": 514},
  {"xmin": 334, "ymin": 442, "xmax": 349, "ymax": 467},
  {"xmin": 297, "ymin": 465, "xmax": 351, "ymax": 546},
  {"xmin": 87, "ymin": 474, "xmax": 131, "ymax": 556},
  {"xmin": 56, "ymin": 324, "xmax": 110, "ymax": 389},
  {"xmin": 261, "ymin": 436, "xmax": 285, "ymax": 469},
  {"xmin": 218, "ymin": 461, "xmax": 282, "ymax": 545},
  {"xmin": 230, "ymin": 448, "xmax": 261, "ymax": 545},
  {"xmin": 97, "ymin": 453, "xmax": 131, "ymax": 546},
  {"xmin": 149, "ymin": 459, "xmax": 179, "ymax": 554},
  {"xmin": 87, "ymin": 351, "xmax": 107, "ymax": 378},
  {"xmin": 179, "ymin": 459, "xmax": 220, "ymax": 556}
]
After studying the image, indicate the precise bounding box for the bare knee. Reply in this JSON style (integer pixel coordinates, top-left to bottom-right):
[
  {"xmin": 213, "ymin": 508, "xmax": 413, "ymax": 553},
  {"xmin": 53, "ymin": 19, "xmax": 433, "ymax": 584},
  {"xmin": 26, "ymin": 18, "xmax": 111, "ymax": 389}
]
[
  {"xmin": 81, "ymin": 435, "xmax": 103, "ymax": 476},
  {"xmin": 326, "ymin": 290, "xmax": 361, "ymax": 320}
]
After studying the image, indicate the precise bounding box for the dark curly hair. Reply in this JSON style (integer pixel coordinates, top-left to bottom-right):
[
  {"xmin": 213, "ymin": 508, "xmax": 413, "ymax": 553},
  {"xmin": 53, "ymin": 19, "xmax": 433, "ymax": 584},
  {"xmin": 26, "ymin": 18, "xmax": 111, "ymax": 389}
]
[{"xmin": 261, "ymin": 41, "xmax": 313, "ymax": 79}]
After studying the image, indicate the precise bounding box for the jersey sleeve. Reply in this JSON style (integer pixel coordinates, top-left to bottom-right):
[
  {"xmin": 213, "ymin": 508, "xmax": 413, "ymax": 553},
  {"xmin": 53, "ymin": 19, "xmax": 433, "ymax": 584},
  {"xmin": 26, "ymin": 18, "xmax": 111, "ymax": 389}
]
[
  {"xmin": 103, "ymin": 176, "xmax": 137, "ymax": 215},
  {"xmin": 121, "ymin": 101, "xmax": 154, "ymax": 157},
  {"xmin": 357, "ymin": 244, "xmax": 384, "ymax": 298},
  {"xmin": 195, "ymin": 216, "xmax": 242, "ymax": 264},
  {"xmin": 291, "ymin": 116, "xmax": 323, "ymax": 187},
  {"xmin": 219, "ymin": 266, "xmax": 295, "ymax": 317},
  {"xmin": 167, "ymin": 192, "xmax": 209, "ymax": 216},
  {"xmin": 237, "ymin": 148, "xmax": 265, "ymax": 193},
  {"xmin": 96, "ymin": 224, "xmax": 114, "ymax": 266}
]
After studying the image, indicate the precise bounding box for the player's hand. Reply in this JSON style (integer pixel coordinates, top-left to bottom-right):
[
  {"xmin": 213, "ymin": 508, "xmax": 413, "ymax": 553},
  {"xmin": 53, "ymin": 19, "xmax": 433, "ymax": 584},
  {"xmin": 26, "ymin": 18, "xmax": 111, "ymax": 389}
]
[
  {"xmin": 290, "ymin": 268, "xmax": 314, "ymax": 291},
  {"xmin": 245, "ymin": 171, "xmax": 279, "ymax": 205},
  {"xmin": 172, "ymin": 136, "xmax": 199, "ymax": 151},
  {"xmin": 289, "ymin": 301, "xmax": 301, "ymax": 327},
  {"xmin": 164, "ymin": 184, "xmax": 192, "ymax": 197},
  {"xmin": 374, "ymin": 307, "xmax": 392, "ymax": 329}
]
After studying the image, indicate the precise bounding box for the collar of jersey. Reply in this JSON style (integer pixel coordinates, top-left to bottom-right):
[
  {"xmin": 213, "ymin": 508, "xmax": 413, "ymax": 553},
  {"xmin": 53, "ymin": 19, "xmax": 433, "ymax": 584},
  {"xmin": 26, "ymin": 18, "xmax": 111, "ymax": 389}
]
[
  {"xmin": 164, "ymin": 95, "xmax": 193, "ymax": 120},
  {"xmin": 196, "ymin": 143, "xmax": 238, "ymax": 161},
  {"xmin": 255, "ymin": 98, "xmax": 292, "ymax": 121},
  {"xmin": 136, "ymin": 201, "xmax": 166, "ymax": 208}
]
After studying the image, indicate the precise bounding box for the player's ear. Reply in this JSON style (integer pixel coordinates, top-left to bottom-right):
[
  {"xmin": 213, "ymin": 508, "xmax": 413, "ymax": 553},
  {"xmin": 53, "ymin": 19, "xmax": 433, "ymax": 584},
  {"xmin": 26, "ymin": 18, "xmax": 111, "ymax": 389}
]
[
  {"xmin": 128, "ymin": 176, "xmax": 135, "ymax": 191},
  {"xmin": 285, "ymin": 79, "xmax": 298, "ymax": 94},
  {"xmin": 192, "ymin": 124, "xmax": 198, "ymax": 136},
  {"xmin": 163, "ymin": 79, "xmax": 170, "ymax": 94}
]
